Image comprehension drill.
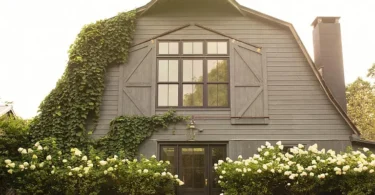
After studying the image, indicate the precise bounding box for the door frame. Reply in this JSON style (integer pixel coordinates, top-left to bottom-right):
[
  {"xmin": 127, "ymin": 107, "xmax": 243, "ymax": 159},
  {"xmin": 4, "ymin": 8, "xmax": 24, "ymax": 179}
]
[{"xmin": 158, "ymin": 142, "xmax": 228, "ymax": 195}]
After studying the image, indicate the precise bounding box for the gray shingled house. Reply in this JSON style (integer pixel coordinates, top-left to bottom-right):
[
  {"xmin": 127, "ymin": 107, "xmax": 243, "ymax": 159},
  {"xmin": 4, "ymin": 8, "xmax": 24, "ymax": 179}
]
[
  {"xmin": 91, "ymin": 0, "xmax": 364, "ymax": 194},
  {"xmin": 0, "ymin": 105, "xmax": 16, "ymax": 118}
]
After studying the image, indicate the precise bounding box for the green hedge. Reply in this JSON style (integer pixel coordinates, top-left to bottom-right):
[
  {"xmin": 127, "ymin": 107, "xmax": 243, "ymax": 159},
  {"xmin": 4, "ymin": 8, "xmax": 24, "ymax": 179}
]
[
  {"xmin": 3, "ymin": 139, "xmax": 183, "ymax": 195},
  {"xmin": 0, "ymin": 116, "xmax": 31, "ymax": 193},
  {"xmin": 215, "ymin": 142, "xmax": 375, "ymax": 195}
]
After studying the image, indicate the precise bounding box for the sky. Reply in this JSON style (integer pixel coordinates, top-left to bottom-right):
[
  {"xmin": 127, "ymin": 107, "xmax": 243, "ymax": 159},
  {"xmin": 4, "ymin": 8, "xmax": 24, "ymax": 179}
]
[{"xmin": 0, "ymin": 0, "xmax": 374, "ymax": 119}]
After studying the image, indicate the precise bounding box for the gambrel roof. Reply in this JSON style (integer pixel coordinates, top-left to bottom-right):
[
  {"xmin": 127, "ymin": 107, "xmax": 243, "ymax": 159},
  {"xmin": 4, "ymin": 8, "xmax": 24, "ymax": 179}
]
[{"xmin": 135, "ymin": 0, "xmax": 361, "ymax": 136}]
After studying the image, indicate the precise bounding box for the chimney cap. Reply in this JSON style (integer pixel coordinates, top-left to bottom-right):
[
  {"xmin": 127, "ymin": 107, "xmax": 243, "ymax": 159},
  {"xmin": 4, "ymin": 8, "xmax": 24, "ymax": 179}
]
[{"xmin": 311, "ymin": 17, "xmax": 341, "ymax": 27}]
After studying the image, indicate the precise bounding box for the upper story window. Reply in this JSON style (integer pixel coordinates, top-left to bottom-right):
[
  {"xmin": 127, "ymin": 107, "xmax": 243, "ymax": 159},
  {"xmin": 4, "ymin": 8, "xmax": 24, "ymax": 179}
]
[{"xmin": 157, "ymin": 40, "xmax": 229, "ymax": 108}]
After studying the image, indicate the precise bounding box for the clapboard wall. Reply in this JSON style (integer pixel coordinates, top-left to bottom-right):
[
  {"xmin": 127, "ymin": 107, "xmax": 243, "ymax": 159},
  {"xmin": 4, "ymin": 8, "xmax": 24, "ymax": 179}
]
[{"xmin": 93, "ymin": 0, "xmax": 354, "ymax": 154}]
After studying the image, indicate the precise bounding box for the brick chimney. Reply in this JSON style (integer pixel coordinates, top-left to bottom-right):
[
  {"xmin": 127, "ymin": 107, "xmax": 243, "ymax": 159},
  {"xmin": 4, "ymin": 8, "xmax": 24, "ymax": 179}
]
[{"xmin": 312, "ymin": 17, "xmax": 347, "ymax": 112}]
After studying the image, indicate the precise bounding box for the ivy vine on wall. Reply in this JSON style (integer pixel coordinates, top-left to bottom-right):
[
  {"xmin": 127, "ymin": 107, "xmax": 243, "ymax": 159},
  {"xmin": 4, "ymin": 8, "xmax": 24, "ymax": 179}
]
[
  {"xmin": 96, "ymin": 110, "xmax": 188, "ymax": 158},
  {"xmin": 29, "ymin": 11, "xmax": 137, "ymax": 151}
]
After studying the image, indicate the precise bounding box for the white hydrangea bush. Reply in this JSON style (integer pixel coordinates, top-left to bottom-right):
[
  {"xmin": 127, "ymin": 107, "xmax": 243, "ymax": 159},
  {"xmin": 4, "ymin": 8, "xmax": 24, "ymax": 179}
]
[
  {"xmin": 215, "ymin": 142, "xmax": 375, "ymax": 195},
  {"xmin": 3, "ymin": 139, "xmax": 184, "ymax": 195}
]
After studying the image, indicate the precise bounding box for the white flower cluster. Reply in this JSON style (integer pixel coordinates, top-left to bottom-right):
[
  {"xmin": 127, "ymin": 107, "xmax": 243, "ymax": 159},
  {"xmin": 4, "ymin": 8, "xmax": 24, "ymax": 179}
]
[
  {"xmin": 214, "ymin": 142, "xmax": 375, "ymax": 186},
  {"xmin": 5, "ymin": 144, "xmax": 185, "ymax": 187}
]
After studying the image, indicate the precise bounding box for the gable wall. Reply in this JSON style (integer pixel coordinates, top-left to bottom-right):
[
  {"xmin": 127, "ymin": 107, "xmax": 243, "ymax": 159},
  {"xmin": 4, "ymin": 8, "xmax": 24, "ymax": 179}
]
[{"xmin": 93, "ymin": 0, "xmax": 353, "ymax": 153}]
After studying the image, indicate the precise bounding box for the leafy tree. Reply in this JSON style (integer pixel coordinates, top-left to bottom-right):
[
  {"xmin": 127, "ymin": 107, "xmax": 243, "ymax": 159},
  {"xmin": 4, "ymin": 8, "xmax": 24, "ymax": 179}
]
[
  {"xmin": 346, "ymin": 63, "xmax": 375, "ymax": 140},
  {"xmin": 367, "ymin": 63, "xmax": 375, "ymax": 78}
]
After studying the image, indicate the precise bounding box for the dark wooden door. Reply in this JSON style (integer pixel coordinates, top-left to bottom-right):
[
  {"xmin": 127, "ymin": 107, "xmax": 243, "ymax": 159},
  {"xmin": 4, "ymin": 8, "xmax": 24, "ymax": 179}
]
[{"xmin": 160, "ymin": 144, "xmax": 226, "ymax": 195}]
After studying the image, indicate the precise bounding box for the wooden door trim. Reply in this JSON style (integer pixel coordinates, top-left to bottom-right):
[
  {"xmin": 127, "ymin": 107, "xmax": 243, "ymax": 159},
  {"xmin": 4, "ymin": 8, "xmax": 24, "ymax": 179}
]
[{"xmin": 158, "ymin": 142, "xmax": 228, "ymax": 195}]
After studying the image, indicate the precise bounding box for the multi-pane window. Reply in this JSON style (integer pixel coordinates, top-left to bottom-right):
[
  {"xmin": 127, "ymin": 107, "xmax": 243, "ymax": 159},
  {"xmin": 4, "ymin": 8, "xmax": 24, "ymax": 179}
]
[{"xmin": 157, "ymin": 40, "xmax": 229, "ymax": 108}]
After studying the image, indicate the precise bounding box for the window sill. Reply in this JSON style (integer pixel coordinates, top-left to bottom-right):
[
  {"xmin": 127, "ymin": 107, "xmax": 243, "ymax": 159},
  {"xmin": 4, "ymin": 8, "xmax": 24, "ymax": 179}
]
[{"xmin": 156, "ymin": 107, "xmax": 231, "ymax": 112}]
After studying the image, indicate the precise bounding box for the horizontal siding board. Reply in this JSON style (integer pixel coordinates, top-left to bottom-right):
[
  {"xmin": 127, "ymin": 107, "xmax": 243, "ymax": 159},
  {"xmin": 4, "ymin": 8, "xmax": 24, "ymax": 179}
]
[
  {"xmin": 96, "ymin": 125, "xmax": 112, "ymax": 130},
  {"xmin": 102, "ymin": 96, "xmax": 118, "ymax": 101},
  {"xmin": 106, "ymin": 67, "xmax": 119, "ymax": 72},
  {"xmin": 268, "ymin": 67, "xmax": 312, "ymax": 72},
  {"xmin": 190, "ymin": 119, "xmax": 346, "ymax": 125},
  {"xmin": 269, "ymin": 95, "xmax": 328, "ymax": 100},
  {"xmin": 159, "ymin": 124, "xmax": 349, "ymax": 130},
  {"xmin": 267, "ymin": 53, "xmax": 305, "ymax": 58},
  {"xmin": 268, "ymin": 72, "xmax": 314, "ymax": 76},
  {"xmin": 97, "ymin": 115, "xmax": 117, "ymax": 120},
  {"xmin": 105, "ymin": 72, "xmax": 120, "ymax": 76},
  {"xmin": 105, "ymin": 76, "xmax": 119, "ymax": 82},
  {"xmin": 268, "ymin": 81, "xmax": 319, "ymax": 86},
  {"xmin": 270, "ymin": 115, "xmax": 342, "ymax": 120},
  {"xmin": 268, "ymin": 76, "xmax": 317, "ymax": 81},
  {"xmin": 101, "ymin": 100, "xmax": 118, "ymax": 106},
  {"xmin": 270, "ymin": 109, "xmax": 337, "ymax": 115},
  {"xmin": 268, "ymin": 86, "xmax": 323, "ymax": 91},
  {"xmin": 266, "ymin": 48, "xmax": 302, "ymax": 53},
  {"xmin": 105, "ymin": 81, "xmax": 119, "ymax": 86},
  {"xmin": 269, "ymin": 104, "xmax": 333, "ymax": 110},
  {"xmin": 96, "ymin": 119, "xmax": 113, "ymax": 125},
  {"xmin": 155, "ymin": 130, "xmax": 351, "ymax": 135},
  {"xmin": 99, "ymin": 105, "xmax": 118, "ymax": 111},
  {"xmin": 105, "ymin": 85, "xmax": 119, "ymax": 91},
  {"xmin": 267, "ymin": 58, "xmax": 307, "ymax": 62},
  {"xmin": 150, "ymin": 134, "xmax": 351, "ymax": 140},
  {"xmin": 102, "ymin": 91, "xmax": 118, "ymax": 96},
  {"xmin": 269, "ymin": 100, "xmax": 331, "ymax": 105},
  {"xmin": 270, "ymin": 119, "xmax": 347, "ymax": 125},
  {"xmin": 267, "ymin": 61, "xmax": 309, "ymax": 67},
  {"xmin": 256, "ymin": 43, "xmax": 300, "ymax": 48},
  {"xmin": 268, "ymin": 90, "xmax": 324, "ymax": 96},
  {"xmin": 100, "ymin": 110, "xmax": 117, "ymax": 115}
]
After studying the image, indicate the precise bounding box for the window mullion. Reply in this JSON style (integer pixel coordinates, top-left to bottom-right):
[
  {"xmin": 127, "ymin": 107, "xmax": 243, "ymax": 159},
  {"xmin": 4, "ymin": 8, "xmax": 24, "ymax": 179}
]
[
  {"xmin": 203, "ymin": 58, "xmax": 208, "ymax": 107},
  {"xmin": 178, "ymin": 57, "xmax": 183, "ymax": 107}
]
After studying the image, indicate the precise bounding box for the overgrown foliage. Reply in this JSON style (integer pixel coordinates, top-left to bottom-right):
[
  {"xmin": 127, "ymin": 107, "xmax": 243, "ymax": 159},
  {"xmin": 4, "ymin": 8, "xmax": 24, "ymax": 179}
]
[
  {"xmin": 29, "ymin": 11, "xmax": 137, "ymax": 151},
  {"xmin": 216, "ymin": 142, "xmax": 375, "ymax": 195},
  {"xmin": 3, "ymin": 139, "xmax": 183, "ymax": 195},
  {"xmin": 96, "ymin": 110, "xmax": 187, "ymax": 158},
  {"xmin": 0, "ymin": 116, "xmax": 31, "ymax": 193},
  {"xmin": 347, "ymin": 63, "xmax": 375, "ymax": 140}
]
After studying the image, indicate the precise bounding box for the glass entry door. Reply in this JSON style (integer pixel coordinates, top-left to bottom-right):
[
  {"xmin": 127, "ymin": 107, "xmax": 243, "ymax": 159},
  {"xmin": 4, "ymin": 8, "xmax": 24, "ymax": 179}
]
[
  {"xmin": 179, "ymin": 146, "xmax": 207, "ymax": 195},
  {"xmin": 160, "ymin": 144, "xmax": 226, "ymax": 195}
]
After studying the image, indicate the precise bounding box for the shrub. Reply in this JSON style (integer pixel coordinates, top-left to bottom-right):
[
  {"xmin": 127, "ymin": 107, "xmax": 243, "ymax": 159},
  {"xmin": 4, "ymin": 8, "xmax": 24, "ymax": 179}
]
[
  {"xmin": 3, "ymin": 139, "xmax": 183, "ymax": 195},
  {"xmin": 215, "ymin": 142, "xmax": 375, "ymax": 195},
  {"xmin": 0, "ymin": 116, "xmax": 30, "ymax": 193}
]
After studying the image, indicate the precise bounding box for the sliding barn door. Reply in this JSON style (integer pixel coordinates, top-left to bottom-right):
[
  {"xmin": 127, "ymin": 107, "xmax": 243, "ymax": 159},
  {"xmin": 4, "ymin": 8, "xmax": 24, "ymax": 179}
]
[
  {"xmin": 230, "ymin": 41, "xmax": 268, "ymax": 124},
  {"xmin": 119, "ymin": 41, "xmax": 156, "ymax": 116}
]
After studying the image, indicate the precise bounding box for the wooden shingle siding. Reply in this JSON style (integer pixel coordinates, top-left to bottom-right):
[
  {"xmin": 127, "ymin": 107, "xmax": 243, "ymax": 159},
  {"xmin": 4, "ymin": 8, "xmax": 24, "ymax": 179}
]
[{"xmin": 93, "ymin": 0, "xmax": 353, "ymax": 146}]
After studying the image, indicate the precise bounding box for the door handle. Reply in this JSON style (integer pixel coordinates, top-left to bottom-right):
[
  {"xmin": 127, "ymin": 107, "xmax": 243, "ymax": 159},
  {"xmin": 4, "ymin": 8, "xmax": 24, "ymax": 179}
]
[{"xmin": 205, "ymin": 179, "xmax": 208, "ymax": 186}]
